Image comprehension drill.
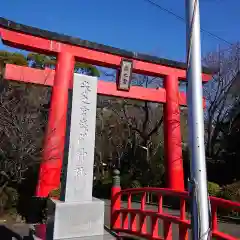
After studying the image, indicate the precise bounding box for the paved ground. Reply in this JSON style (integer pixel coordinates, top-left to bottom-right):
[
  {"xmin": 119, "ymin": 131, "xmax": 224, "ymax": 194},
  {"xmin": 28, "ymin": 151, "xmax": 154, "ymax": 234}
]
[{"xmin": 0, "ymin": 199, "xmax": 239, "ymax": 239}]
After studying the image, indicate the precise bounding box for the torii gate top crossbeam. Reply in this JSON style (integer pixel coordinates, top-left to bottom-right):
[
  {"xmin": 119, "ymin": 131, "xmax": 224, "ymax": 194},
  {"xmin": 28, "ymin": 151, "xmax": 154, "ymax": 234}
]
[{"xmin": 0, "ymin": 17, "xmax": 213, "ymax": 81}]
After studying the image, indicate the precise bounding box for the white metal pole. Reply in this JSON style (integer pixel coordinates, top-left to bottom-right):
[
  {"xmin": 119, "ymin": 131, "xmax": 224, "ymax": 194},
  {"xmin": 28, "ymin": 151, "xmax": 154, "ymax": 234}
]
[{"xmin": 185, "ymin": 0, "xmax": 210, "ymax": 239}]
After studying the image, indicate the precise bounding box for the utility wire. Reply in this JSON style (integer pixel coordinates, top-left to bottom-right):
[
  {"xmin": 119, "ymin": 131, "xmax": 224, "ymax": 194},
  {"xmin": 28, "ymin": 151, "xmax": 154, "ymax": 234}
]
[{"xmin": 142, "ymin": 0, "xmax": 235, "ymax": 48}]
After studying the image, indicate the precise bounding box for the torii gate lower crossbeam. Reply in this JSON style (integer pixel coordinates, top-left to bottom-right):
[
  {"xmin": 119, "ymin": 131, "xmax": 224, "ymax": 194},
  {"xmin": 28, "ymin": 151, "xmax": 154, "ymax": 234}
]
[{"xmin": 0, "ymin": 18, "xmax": 213, "ymax": 197}]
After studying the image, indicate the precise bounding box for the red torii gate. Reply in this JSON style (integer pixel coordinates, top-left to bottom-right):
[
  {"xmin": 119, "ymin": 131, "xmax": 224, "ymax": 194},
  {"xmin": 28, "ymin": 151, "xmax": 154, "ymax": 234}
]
[{"xmin": 0, "ymin": 18, "xmax": 212, "ymax": 197}]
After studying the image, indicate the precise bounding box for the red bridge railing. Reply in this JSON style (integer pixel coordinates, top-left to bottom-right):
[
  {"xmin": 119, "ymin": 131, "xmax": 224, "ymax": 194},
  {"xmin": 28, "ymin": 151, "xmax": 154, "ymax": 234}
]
[{"xmin": 110, "ymin": 170, "xmax": 240, "ymax": 240}]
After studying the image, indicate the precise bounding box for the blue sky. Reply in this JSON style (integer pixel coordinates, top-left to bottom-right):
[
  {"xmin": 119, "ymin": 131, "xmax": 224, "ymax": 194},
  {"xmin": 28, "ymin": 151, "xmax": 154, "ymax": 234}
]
[{"xmin": 1, "ymin": 0, "xmax": 239, "ymax": 63}]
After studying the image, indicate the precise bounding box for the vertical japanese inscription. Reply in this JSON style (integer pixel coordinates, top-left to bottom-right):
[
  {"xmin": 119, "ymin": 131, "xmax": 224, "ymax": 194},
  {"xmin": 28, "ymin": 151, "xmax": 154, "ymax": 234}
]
[
  {"xmin": 73, "ymin": 81, "xmax": 90, "ymax": 181},
  {"xmin": 118, "ymin": 60, "xmax": 132, "ymax": 91},
  {"xmin": 64, "ymin": 74, "xmax": 97, "ymax": 203}
]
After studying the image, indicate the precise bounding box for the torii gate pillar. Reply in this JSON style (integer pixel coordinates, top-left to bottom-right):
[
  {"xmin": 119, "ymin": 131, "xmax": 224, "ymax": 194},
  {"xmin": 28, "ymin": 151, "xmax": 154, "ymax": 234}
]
[
  {"xmin": 164, "ymin": 75, "xmax": 184, "ymax": 190},
  {"xmin": 36, "ymin": 52, "xmax": 75, "ymax": 197}
]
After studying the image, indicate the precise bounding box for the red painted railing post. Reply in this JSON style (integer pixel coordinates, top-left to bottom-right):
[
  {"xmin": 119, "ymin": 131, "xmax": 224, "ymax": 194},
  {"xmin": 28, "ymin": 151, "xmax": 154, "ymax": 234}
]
[
  {"xmin": 179, "ymin": 199, "xmax": 188, "ymax": 240},
  {"xmin": 139, "ymin": 192, "xmax": 147, "ymax": 234},
  {"xmin": 111, "ymin": 169, "xmax": 121, "ymax": 230},
  {"xmin": 164, "ymin": 74, "xmax": 184, "ymax": 191},
  {"xmin": 211, "ymin": 205, "xmax": 218, "ymax": 234},
  {"xmin": 36, "ymin": 51, "xmax": 75, "ymax": 197},
  {"xmin": 164, "ymin": 221, "xmax": 173, "ymax": 240}
]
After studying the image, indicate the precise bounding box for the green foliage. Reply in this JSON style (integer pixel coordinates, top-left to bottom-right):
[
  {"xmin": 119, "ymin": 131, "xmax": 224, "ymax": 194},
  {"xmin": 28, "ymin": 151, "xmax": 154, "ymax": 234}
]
[
  {"xmin": 130, "ymin": 180, "xmax": 141, "ymax": 189},
  {"xmin": 27, "ymin": 52, "xmax": 100, "ymax": 76},
  {"xmin": 0, "ymin": 51, "xmax": 27, "ymax": 66},
  {"xmin": 0, "ymin": 50, "xmax": 100, "ymax": 77},
  {"xmin": 207, "ymin": 182, "xmax": 221, "ymax": 197},
  {"xmin": 218, "ymin": 181, "xmax": 240, "ymax": 217},
  {"xmin": 5, "ymin": 187, "xmax": 18, "ymax": 208},
  {"xmin": 0, "ymin": 187, "xmax": 18, "ymax": 215},
  {"xmin": 75, "ymin": 62, "xmax": 100, "ymax": 77},
  {"xmin": 27, "ymin": 53, "xmax": 55, "ymax": 69},
  {"xmin": 120, "ymin": 174, "xmax": 132, "ymax": 189},
  {"xmin": 221, "ymin": 181, "xmax": 240, "ymax": 202},
  {"xmin": 0, "ymin": 190, "xmax": 8, "ymax": 215},
  {"xmin": 48, "ymin": 187, "xmax": 61, "ymax": 199}
]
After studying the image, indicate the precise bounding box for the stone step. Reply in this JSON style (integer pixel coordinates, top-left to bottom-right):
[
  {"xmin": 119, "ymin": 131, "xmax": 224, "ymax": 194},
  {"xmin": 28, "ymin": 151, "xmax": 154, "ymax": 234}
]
[
  {"xmin": 31, "ymin": 231, "xmax": 115, "ymax": 240},
  {"xmin": 50, "ymin": 230, "xmax": 116, "ymax": 240},
  {"xmin": 30, "ymin": 225, "xmax": 116, "ymax": 240}
]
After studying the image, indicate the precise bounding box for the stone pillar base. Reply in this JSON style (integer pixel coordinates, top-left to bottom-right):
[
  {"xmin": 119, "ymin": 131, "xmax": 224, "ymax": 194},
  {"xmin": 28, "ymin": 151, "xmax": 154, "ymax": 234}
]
[{"xmin": 45, "ymin": 197, "xmax": 105, "ymax": 240}]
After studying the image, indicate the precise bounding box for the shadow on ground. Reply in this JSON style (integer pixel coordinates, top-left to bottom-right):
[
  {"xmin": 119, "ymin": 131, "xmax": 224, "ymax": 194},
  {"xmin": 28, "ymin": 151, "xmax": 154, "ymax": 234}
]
[
  {"xmin": 0, "ymin": 224, "xmax": 138, "ymax": 240},
  {"xmin": 0, "ymin": 225, "xmax": 22, "ymax": 240}
]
